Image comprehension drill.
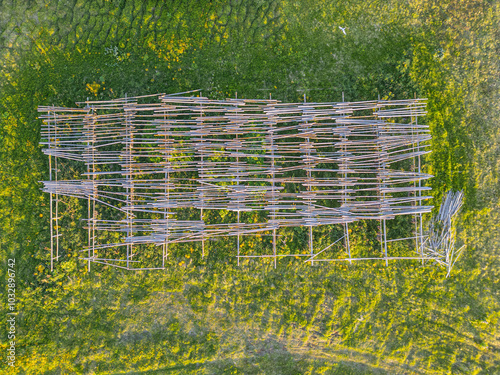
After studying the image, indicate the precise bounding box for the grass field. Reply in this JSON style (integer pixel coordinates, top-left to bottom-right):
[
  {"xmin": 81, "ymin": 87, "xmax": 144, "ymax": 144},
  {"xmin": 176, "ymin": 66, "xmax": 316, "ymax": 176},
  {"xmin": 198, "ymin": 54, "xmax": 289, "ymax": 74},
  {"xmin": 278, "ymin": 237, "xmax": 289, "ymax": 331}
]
[{"xmin": 0, "ymin": 0, "xmax": 499, "ymax": 373}]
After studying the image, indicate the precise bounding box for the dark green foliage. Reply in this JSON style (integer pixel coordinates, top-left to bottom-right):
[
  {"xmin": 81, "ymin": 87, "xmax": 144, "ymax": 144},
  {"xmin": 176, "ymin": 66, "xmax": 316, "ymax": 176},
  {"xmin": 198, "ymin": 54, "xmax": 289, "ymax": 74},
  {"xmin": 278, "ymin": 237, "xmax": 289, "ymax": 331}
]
[{"xmin": 0, "ymin": 0, "xmax": 499, "ymax": 374}]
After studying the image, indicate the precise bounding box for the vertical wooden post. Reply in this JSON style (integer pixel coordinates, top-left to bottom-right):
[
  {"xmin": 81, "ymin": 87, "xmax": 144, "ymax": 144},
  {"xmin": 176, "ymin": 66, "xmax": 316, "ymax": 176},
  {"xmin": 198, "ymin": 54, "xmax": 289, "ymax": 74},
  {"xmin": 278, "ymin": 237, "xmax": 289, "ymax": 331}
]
[
  {"xmin": 48, "ymin": 107, "xmax": 54, "ymax": 271},
  {"xmin": 85, "ymin": 99, "xmax": 91, "ymax": 272}
]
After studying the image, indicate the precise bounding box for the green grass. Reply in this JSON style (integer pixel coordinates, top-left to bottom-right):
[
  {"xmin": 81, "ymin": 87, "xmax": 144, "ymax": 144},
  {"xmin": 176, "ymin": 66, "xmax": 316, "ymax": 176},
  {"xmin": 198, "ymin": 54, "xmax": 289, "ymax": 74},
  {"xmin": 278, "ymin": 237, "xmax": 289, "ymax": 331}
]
[{"xmin": 1, "ymin": 0, "xmax": 499, "ymax": 373}]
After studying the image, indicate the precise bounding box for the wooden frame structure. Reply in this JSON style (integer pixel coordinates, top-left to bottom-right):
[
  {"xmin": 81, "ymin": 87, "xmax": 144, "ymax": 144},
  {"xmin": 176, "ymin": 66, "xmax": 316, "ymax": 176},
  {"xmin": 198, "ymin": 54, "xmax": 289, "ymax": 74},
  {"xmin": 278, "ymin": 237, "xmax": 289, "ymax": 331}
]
[{"xmin": 39, "ymin": 93, "xmax": 435, "ymax": 271}]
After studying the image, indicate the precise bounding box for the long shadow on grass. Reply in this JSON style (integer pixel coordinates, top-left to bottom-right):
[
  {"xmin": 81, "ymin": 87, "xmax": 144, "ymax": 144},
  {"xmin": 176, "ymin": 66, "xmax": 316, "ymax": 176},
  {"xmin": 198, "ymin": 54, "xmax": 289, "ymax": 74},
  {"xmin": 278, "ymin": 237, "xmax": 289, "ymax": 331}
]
[{"xmin": 119, "ymin": 356, "xmax": 389, "ymax": 374}]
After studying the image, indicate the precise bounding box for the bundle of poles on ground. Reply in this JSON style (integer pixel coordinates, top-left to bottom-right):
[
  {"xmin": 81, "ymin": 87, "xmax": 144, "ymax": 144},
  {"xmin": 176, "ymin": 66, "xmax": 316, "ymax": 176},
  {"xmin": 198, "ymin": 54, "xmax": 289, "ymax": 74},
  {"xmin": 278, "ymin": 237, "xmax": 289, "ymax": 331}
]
[
  {"xmin": 422, "ymin": 190, "xmax": 465, "ymax": 277},
  {"xmin": 38, "ymin": 92, "xmax": 461, "ymax": 273}
]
